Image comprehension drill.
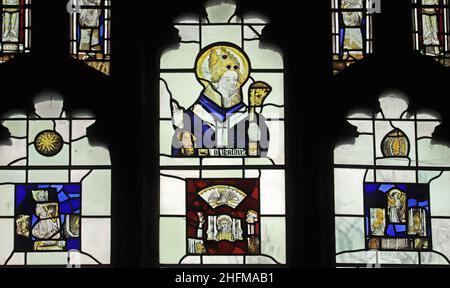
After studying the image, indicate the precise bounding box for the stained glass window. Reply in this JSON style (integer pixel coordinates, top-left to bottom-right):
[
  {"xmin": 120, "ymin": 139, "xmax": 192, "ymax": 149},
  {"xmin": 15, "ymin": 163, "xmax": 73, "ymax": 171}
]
[
  {"xmin": 412, "ymin": 0, "xmax": 450, "ymax": 65},
  {"xmin": 332, "ymin": 0, "xmax": 373, "ymax": 74},
  {"xmin": 159, "ymin": 0, "xmax": 286, "ymax": 265},
  {"xmin": 0, "ymin": 0, "xmax": 31, "ymax": 63},
  {"xmin": 334, "ymin": 92, "xmax": 450, "ymax": 267},
  {"xmin": 70, "ymin": 0, "xmax": 111, "ymax": 75},
  {"xmin": 0, "ymin": 94, "xmax": 111, "ymax": 266}
]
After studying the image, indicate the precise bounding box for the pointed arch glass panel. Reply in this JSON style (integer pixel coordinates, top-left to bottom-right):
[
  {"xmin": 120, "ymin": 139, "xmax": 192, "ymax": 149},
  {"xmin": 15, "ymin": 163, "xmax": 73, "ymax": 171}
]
[
  {"xmin": 0, "ymin": 94, "xmax": 111, "ymax": 266},
  {"xmin": 334, "ymin": 91, "xmax": 450, "ymax": 267},
  {"xmin": 158, "ymin": 0, "xmax": 286, "ymax": 266}
]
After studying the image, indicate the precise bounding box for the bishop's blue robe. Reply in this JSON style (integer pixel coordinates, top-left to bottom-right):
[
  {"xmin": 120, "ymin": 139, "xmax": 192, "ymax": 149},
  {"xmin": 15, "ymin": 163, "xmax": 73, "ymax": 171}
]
[{"xmin": 171, "ymin": 94, "xmax": 269, "ymax": 157}]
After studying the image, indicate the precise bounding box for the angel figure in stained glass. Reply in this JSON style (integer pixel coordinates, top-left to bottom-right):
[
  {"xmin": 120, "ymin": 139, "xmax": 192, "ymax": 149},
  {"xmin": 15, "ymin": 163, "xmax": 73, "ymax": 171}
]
[{"xmin": 387, "ymin": 189, "xmax": 406, "ymax": 223}]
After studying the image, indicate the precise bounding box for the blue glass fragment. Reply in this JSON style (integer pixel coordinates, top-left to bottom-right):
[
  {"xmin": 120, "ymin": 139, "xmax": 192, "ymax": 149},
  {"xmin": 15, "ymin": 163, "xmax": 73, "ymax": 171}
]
[
  {"xmin": 51, "ymin": 185, "xmax": 64, "ymax": 193},
  {"xmin": 386, "ymin": 224, "xmax": 395, "ymax": 236},
  {"xmin": 15, "ymin": 185, "xmax": 27, "ymax": 208},
  {"xmin": 395, "ymin": 224, "xmax": 406, "ymax": 232},
  {"xmin": 58, "ymin": 192, "xmax": 69, "ymax": 202},
  {"xmin": 67, "ymin": 239, "xmax": 81, "ymax": 250},
  {"xmin": 365, "ymin": 216, "xmax": 369, "ymax": 236},
  {"xmin": 64, "ymin": 184, "xmax": 80, "ymax": 194},
  {"xmin": 60, "ymin": 202, "xmax": 72, "ymax": 214},
  {"xmin": 32, "ymin": 215, "xmax": 38, "ymax": 226},
  {"xmin": 397, "ymin": 184, "xmax": 407, "ymax": 190},
  {"xmin": 365, "ymin": 183, "xmax": 378, "ymax": 193},
  {"xmin": 419, "ymin": 201, "xmax": 429, "ymax": 208},
  {"xmin": 379, "ymin": 184, "xmax": 395, "ymax": 193},
  {"xmin": 71, "ymin": 199, "xmax": 81, "ymax": 211},
  {"xmin": 408, "ymin": 199, "xmax": 418, "ymax": 207}
]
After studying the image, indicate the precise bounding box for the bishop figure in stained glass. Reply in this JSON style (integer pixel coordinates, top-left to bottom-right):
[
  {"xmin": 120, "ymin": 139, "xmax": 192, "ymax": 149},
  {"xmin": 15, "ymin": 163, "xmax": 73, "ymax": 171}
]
[{"xmin": 171, "ymin": 44, "xmax": 271, "ymax": 158}]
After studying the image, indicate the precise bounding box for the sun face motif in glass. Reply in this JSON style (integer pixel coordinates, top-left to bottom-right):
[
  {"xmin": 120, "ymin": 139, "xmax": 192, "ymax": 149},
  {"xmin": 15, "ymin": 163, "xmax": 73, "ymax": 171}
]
[{"xmin": 34, "ymin": 130, "xmax": 63, "ymax": 157}]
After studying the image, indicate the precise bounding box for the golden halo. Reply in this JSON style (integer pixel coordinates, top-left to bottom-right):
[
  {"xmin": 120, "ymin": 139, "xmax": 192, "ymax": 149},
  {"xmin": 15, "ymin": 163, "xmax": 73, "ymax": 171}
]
[
  {"xmin": 195, "ymin": 43, "xmax": 250, "ymax": 88},
  {"xmin": 388, "ymin": 188, "xmax": 403, "ymax": 199}
]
